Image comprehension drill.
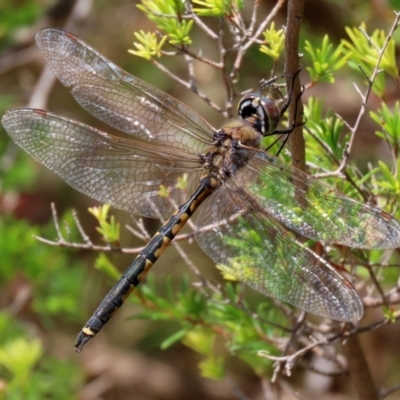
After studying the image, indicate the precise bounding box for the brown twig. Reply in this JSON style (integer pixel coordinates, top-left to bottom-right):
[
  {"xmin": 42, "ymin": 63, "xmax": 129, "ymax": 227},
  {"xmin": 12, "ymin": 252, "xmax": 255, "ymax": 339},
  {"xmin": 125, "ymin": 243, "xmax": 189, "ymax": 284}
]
[
  {"xmin": 342, "ymin": 335, "xmax": 379, "ymax": 400},
  {"xmin": 284, "ymin": 0, "xmax": 306, "ymax": 173}
]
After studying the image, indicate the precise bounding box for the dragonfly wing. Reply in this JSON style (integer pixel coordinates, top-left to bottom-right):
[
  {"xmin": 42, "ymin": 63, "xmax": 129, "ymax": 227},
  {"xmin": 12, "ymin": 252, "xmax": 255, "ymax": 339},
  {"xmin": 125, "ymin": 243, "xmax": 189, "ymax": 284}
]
[
  {"xmin": 194, "ymin": 180, "xmax": 363, "ymax": 321},
  {"xmin": 2, "ymin": 109, "xmax": 202, "ymax": 218},
  {"xmin": 241, "ymin": 152, "xmax": 400, "ymax": 250},
  {"xmin": 35, "ymin": 28, "xmax": 214, "ymax": 152}
]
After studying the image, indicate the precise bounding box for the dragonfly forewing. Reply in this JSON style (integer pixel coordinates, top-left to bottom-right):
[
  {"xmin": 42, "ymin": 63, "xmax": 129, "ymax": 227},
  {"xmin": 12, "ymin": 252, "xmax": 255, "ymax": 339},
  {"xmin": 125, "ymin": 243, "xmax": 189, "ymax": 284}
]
[
  {"xmin": 2, "ymin": 109, "xmax": 203, "ymax": 218},
  {"xmin": 35, "ymin": 28, "xmax": 214, "ymax": 152}
]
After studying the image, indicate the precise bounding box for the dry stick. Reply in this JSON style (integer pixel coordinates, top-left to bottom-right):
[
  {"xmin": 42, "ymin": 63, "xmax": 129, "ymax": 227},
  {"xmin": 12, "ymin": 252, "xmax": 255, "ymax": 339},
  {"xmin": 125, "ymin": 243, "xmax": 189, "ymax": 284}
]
[
  {"xmin": 342, "ymin": 335, "xmax": 379, "ymax": 400},
  {"xmin": 284, "ymin": 0, "xmax": 305, "ymax": 174},
  {"xmin": 260, "ymin": 337, "xmax": 329, "ymax": 378},
  {"xmin": 380, "ymin": 382, "xmax": 400, "ymax": 399},
  {"xmin": 363, "ymin": 290, "xmax": 400, "ymax": 308},
  {"xmin": 230, "ymin": 0, "xmax": 286, "ymax": 82},
  {"xmin": 260, "ymin": 313, "xmax": 398, "ymax": 382},
  {"xmin": 270, "ymin": 311, "xmax": 306, "ymax": 381},
  {"xmin": 266, "ymin": 0, "xmax": 307, "ymax": 381},
  {"xmin": 218, "ymin": 20, "xmax": 234, "ymax": 119},
  {"xmin": 151, "ymin": 58, "xmax": 224, "ymax": 113},
  {"xmin": 284, "ymin": 0, "xmax": 308, "ymax": 225}
]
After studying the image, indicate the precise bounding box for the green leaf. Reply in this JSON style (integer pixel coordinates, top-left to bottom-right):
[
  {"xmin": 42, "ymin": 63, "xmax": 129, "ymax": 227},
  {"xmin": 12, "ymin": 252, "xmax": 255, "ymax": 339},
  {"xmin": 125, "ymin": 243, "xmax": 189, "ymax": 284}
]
[
  {"xmin": 94, "ymin": 253, "xmax": 121, "ymax": 280},
  {"xmin": 0, "ymin": 338, "xmax": 43, "ymax": 380},
  {"xmin": 370, "ymin": 102, "xmax": 400, "ymax": 156},
  {"xmin": 160, "ymin": 327, "xmax": 191, "ymax": 349},
  {"xmin": 341, "ymin": 23, "xmax": 399, "ymax": 97},
  {"xmin": 372, "ymin": 160, "xmax": 400, "ymax": 198},
  {"xmin": 193, "ymin": 0, "xmax": 244, "ymax": 17},
  {"xmin": 182, "ymin": 328, "xmax": 215, "ymax": 355},
  {"xmin": 137, "ymin": 0, "xmax": 193, "ymax": 46},
  {"xmin": 383, "ymin": 307, "xmax": 397, "ymax": 323},
  {"xmin": 304, "ymin": 35, "xmax": 350, "ymax": 84},
  {"xmin": 89, "ymin": 204, "xmax": 120, "ymax": 244},
  {"xmin": 260, "ymin": 22, "xmax": 285, "ymax": 62},
  {"xmin": 199, "ymin": 355, "xmax": 225, "ymax": 379},
  {"xmin": 129, "ymin": 31, "xmax": 167, "ymax": 60},
  {"xmin": 168, "ymin": 19, "xmax": 193, "ymax": 45},
  {"xmin": 304, "ymin": 96, "xmax": 347, "ymax": 165}
]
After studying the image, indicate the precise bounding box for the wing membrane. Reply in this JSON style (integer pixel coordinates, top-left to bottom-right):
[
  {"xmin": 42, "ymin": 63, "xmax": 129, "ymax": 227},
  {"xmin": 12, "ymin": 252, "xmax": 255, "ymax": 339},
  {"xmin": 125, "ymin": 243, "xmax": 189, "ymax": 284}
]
[
  {"xmin": 194, "ymin": 180, "xmax": 363, "ymax": 321},
  {"xmin": 236, "ymin": 152, "xmax": 400, "ymax": 249},
  {"xmin": 2, "ymin": 109, "xmax": 202, "ymax": 218},
  {"xmin": 35, "ymin": 28, "xmax": 214, "ymax": 152}
]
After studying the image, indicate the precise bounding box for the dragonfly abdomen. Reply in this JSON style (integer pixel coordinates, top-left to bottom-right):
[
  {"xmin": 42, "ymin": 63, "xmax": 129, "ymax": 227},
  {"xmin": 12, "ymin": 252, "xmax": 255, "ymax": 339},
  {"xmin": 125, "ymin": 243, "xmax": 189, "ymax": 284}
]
[{"xmin": 75, "ymin": 178, "xmax": 216, "ymax": 352}]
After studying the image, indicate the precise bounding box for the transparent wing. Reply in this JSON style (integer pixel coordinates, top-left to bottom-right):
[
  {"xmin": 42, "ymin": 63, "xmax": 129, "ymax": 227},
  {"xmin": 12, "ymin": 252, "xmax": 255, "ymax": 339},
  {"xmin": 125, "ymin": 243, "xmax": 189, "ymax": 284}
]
[
  {"xmin": 34, "ymin": 28, "xmax": 214, "ymax": 154},
  {"xmin": 194, "ymin": 180, "xmax": 363, "ymax": 321},
  {"xmin": 238, "ymin": 152, "xmax": 400, "ymax": 250},
  {"xmin": 2, "ymin": 109, "xmax": 202, "ymax": 218}
]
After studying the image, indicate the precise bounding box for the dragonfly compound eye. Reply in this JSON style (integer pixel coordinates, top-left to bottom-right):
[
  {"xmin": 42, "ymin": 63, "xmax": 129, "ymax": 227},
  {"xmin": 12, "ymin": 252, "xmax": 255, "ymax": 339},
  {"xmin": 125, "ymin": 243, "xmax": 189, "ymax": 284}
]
[{"xmin": 238, "ymin": 93, "xmax": 280, "ymax": 136}]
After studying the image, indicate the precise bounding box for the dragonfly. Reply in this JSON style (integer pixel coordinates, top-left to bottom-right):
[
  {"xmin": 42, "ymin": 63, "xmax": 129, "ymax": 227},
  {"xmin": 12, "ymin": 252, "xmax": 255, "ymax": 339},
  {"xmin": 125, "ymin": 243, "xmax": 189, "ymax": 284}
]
[{"xmin": 3, "ymin": 28, "xmax": 400, "ymax": 353}]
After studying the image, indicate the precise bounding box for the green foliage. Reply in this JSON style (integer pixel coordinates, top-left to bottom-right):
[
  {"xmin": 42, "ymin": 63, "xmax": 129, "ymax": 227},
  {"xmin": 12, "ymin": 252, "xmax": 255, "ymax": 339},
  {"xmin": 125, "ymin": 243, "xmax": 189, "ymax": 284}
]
[
  {"xmin": 368, "ymin": 102, "xmax": 400, "ymax": 210},
  {"xmin": 0, "ymin": 189, "xmax": 86, "ymax": 397},
  {"xmin": 0, "ymin": 215, "xmax": 85, "ymax": 320},
  {"xmin": 0, "ymin": 0, "xmax": 45, "ymax": 45},
  {"xmin": 0, "ymin": 310, "xmax": 82, "ymax": 399},
  {"xmin": 137, "ymin": 0, "xmax": 193, "ymax": 47},
  {"xmin": 304, "ymin": 96, "xmax": 348, "ymax": 163},
  {"xmin": 304, "ymin": 35, "xmax": 350, "ymax": 84},
  {"xmin": 129, "ymin": 31, "xmax": 167, "ymax": 60},
  {"xmin": 129, "ymin": 275, "xmax": 281, "ymax": 378},
  {"xmin": 384, "ymin": 306, "xmax": 397, "ymax": 323},
  {"xmin": 0, "ymin": 324, "xmax": 82, "ymax": 399},
  {"xmin": 192, "ymin": 0, "xmax": 244, "ymax": 17},
  {"xmin": 89, "ymin": 204, "xmax": 120, "ymax": 245},
  {"xmin": 370, "ymin": 102, "xmax": 400, "ymax": 157},
  {"xmin": 0, "ymin": 338, "xmax": 43, "ymax": 391},
  {"xmin": 94, "ymin": 253, "xmax": 121, "ymax": 280},
  {"xmin": 198, "ymin": 354, "xmax": 225, "ymax": 379},
  {"xmin": 260, "ymin": 22, "xmax": 285, "ymax": 62},
  {"xmin": 373, "ymin": 160, "xmax": 400, "ymax": 199},
  {"xmin": 0, "ymin": 151, "xmax": 37, "ymax": 191},
  {"xmin": 341, "ymin": 23, "xmax": 399, "ymax": 97}
]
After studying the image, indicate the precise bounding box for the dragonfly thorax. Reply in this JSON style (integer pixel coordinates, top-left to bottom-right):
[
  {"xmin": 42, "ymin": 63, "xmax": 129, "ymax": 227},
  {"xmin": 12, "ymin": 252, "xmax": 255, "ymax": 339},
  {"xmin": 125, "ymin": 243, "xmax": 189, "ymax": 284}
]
[
  {"xmin": 202, "ymin": 120, "xmax": 262, "ymax": 182},
  {"xmin": 238, "ymin": 93, "xmax": 280, "ymax": 135}
]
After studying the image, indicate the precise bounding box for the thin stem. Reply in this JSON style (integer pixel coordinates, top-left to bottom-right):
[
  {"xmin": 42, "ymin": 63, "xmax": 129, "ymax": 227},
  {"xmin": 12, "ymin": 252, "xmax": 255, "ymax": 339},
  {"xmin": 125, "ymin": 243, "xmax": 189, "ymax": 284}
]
[
  {"xmin": 151, "ymin": 59, "xmax": 224, "ymax": 112},
  {"xmin": 284, "ymin": 0, "xmax": 306, "ymax": 173},
  {"xmin": 230, "ymin": 0, "xmax": 286, "ymax": 81},
  {"xmin": 342, "ymin": 335, "xmax": 379, "ymax": 400},
  {"xmin": 320, "ymin": 12, "xmax": 400, "ymax": 178}
]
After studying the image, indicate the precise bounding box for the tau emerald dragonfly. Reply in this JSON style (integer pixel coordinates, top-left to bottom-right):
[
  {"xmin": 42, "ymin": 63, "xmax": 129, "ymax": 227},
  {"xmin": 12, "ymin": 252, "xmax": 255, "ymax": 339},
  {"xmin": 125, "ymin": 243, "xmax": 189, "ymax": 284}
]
[{"xmin": 3, "ymin": 28, "xmax": 400, "ymax": 352}]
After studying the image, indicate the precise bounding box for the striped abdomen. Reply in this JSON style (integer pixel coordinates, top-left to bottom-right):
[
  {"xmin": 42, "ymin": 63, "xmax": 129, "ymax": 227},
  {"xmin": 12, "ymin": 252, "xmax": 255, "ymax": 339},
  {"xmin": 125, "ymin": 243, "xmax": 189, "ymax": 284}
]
[{"xmin": 75, "ymin": 178, "xmax": 215, "ymax": 352}]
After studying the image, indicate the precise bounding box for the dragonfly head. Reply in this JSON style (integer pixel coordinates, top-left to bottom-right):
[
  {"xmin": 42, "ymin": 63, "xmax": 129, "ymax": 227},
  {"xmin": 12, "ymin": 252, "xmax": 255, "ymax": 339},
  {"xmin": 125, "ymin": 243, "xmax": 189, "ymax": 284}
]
[{"xmin": 237, "ymin": 93, "xmax": 280, "ymax": 136}]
